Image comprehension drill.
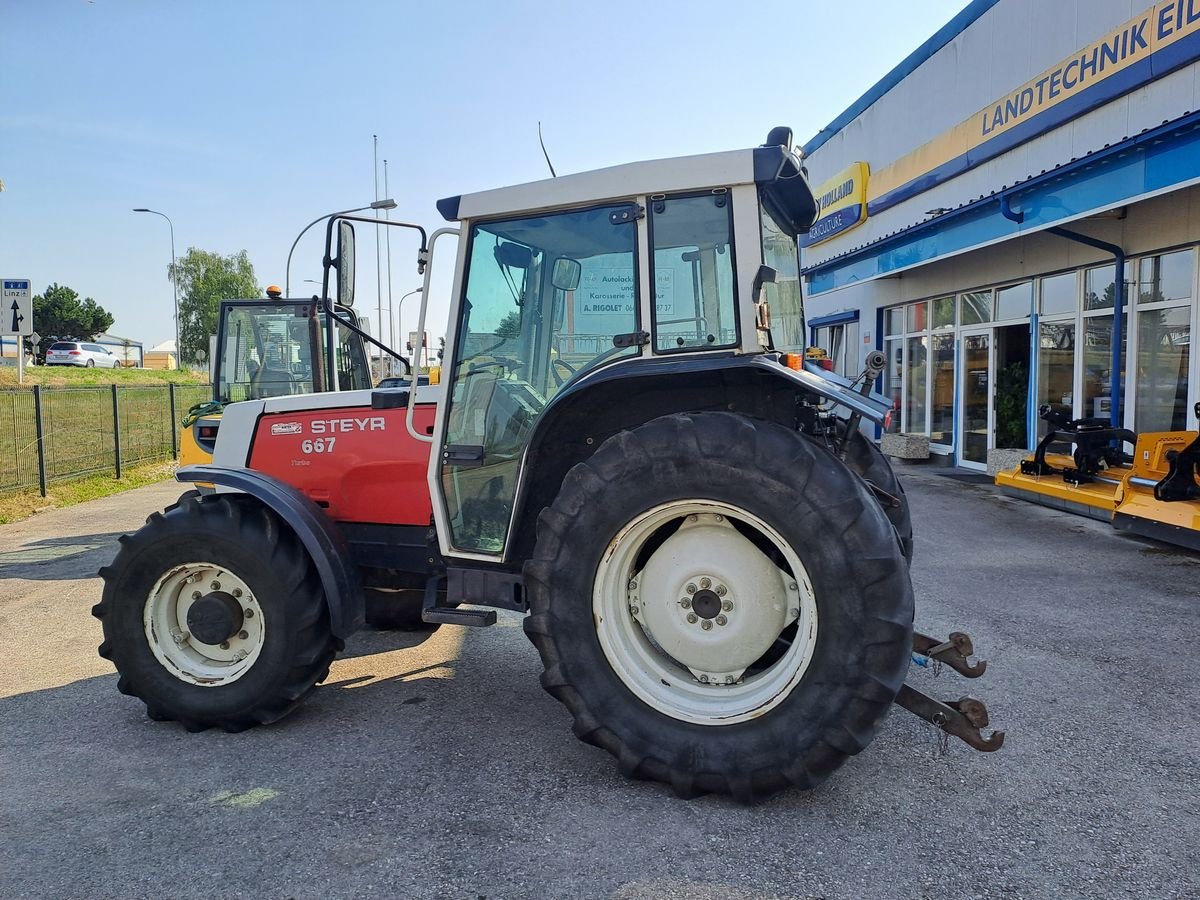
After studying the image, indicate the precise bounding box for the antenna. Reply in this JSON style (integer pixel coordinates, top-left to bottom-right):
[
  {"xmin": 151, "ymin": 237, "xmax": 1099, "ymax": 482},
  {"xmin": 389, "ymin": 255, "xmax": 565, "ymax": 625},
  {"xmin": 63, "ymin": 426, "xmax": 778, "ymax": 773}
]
[{"xmin": 538, "ymin": 121, "xmax": 557, "ymax": 178}]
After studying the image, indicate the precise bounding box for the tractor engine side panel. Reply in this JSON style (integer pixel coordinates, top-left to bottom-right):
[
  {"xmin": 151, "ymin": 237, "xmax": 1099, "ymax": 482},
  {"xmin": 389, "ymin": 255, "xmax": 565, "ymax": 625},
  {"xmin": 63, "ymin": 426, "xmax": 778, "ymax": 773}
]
[{"xmin": 247, "ymin": 403, "xmax": 436, "ymax": 526}]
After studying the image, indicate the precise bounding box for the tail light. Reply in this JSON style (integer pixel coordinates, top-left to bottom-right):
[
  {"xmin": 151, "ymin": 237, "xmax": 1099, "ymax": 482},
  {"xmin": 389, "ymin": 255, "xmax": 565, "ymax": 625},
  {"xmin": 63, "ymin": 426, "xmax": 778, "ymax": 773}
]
[{"xmin": 69, "ymin": 350, "xmax": 82, "ymax": 355}]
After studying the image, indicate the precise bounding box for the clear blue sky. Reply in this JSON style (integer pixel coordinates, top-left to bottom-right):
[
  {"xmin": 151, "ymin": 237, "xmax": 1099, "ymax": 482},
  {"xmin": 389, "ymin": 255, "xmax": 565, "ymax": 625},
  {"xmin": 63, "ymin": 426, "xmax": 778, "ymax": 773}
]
[{"xmin": 1, "ymin": 0, "xmax": 966, "ymax": 350}]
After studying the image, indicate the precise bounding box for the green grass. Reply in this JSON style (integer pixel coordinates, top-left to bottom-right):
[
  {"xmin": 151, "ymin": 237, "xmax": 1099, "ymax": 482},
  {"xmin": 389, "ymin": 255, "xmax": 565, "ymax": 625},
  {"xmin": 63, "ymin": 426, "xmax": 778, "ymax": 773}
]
[
  {"xmin": 0, "ymin": 365, "xmax": 209, "ymax": 390},
  {"xmin": 0, "ymin": 460, "xmax": 177, "ymax": 525}
]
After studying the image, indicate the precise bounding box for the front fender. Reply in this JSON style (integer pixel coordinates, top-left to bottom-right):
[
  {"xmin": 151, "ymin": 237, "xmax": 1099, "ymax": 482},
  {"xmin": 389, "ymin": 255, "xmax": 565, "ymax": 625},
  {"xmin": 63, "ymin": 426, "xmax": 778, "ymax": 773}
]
[{"xmin": 176, "ymin": 465, "xmax": 364, "ymax": 639}]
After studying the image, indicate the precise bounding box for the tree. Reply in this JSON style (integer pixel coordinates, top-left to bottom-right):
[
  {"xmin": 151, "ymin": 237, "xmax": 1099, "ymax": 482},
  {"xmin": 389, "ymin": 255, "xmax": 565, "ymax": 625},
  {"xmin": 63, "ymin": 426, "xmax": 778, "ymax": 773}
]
[
  {"xmin": 33, "ymin": 283, "xmax": 114, "ymax": 344},
  {"xmin": 174, "ymin": 249, "xmax": 260, "ymax": 364}
]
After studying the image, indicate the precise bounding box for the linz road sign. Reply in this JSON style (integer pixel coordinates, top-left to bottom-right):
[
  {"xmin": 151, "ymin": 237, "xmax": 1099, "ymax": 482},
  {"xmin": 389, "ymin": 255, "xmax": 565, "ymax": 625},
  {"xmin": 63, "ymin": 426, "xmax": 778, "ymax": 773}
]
[{"xmin": 2, "ymin": 279, "xmax": 33, "ymax": 337}]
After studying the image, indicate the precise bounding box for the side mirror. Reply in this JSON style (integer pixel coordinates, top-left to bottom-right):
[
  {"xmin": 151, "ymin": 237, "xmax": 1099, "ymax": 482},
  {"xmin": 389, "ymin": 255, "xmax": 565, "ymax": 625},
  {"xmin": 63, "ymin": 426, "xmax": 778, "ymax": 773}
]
[
  {"xmin": 336, "ymin": 221, "xmax": 356, "ymax": 307},
  {"xmin": 551, "ymin": 257, "xmax": 582, "ymax": 292}
]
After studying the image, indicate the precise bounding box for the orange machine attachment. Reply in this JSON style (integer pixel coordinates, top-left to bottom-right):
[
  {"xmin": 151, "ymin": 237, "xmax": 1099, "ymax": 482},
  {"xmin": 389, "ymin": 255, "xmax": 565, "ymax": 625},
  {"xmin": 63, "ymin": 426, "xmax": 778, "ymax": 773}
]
[{"xmin": 1112, "ymin": 421, "xmax": 1200, "ymax": 550}]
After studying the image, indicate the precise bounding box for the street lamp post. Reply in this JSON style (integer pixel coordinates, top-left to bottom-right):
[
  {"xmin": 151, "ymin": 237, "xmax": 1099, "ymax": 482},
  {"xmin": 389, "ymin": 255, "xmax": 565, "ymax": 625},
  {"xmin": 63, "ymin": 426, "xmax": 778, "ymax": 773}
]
[
  {"xmin": 394, "ymin": 287, "xmax": 422, "ymax": 371},
  {"xmin": 284, "ymin": 198, "xmax": 396, "ymax": 299},
  {"xmin": 133, "ymin": 208, "xmax": 179, "ymax": 369}
]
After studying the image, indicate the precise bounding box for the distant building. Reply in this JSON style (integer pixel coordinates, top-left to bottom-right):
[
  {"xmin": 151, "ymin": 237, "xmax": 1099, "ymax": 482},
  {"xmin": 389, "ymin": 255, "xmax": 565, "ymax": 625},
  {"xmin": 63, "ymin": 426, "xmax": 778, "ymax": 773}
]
[
  {"xmin": 94, "ymin": 332, "xmax": 143, "ymax": 367},
  {"xmin": 144, "ymin": 340, "xmax": 177, "ymax": 370}
]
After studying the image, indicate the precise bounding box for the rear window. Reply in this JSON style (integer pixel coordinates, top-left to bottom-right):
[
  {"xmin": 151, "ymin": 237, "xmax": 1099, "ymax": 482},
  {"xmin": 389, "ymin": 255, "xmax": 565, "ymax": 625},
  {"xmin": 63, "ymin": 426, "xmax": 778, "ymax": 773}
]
[{"xmin": 50, "ymin": 342, "xmax": 79, "ymax": 350}]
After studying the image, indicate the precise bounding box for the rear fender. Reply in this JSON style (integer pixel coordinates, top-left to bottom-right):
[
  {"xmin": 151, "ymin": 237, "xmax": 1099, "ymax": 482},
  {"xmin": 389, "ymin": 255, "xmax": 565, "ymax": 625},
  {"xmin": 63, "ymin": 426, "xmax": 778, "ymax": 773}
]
[{"xmin": 176, "ymin": 464, "xmax": 364, "ymax": 639}]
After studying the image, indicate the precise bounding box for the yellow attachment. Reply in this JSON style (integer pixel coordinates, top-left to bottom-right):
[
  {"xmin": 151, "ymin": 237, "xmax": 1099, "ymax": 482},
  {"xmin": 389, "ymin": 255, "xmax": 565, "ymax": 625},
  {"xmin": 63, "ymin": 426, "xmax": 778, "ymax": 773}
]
[
  {"xmin": 1112, "ymin": 431, "xmax": 1200, "ymax": 550},
  {"xmin": 994, "ymin": 452, "xmax": 1126, "ymax": 521}
]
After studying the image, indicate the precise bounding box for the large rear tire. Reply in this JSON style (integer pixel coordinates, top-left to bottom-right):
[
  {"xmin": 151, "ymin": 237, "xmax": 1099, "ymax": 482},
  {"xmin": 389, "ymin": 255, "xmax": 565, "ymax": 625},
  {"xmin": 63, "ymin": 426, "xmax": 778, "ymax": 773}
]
[
  {"xmin": 93, "ymin": 495, "xmax": 337, "ymax": 731},
  {"xmin": 523, "ymin": 412, "xmax": 914, "ymax": 802}
]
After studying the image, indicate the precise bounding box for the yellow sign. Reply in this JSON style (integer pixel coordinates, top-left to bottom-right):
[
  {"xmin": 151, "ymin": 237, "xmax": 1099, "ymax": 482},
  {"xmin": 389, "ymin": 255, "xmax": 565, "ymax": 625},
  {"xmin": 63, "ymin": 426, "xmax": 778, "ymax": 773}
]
[
  {"xmin": 803, "ymin": 161, "xmax": 869, "ymax": 247},
  {"xmin": 868, "ymin": 1, "xmax": 1200, "ymax": 211}
]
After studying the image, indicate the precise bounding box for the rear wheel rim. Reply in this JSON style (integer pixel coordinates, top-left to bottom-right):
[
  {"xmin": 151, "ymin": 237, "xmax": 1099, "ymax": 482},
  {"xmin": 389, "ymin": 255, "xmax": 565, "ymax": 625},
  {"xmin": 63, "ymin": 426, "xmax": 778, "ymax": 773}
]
[
  {"xmin": 593, "ymin": 499, "xmax": 819, "ymax": 726},
  {"xmin": 143, "ymin": 562, "xmax": 266, "ymax": 686}
]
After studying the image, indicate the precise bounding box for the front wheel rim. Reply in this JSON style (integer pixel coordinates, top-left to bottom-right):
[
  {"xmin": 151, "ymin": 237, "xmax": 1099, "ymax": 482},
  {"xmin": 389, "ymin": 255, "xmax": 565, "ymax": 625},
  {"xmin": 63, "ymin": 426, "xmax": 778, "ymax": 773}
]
[
  {"xmin": 143, "ymin": 562, "xmax": 266, "ymax": 686},
  {"xmin": 593, "ymin": 500, "xmax": 819, "ymax": 726}
]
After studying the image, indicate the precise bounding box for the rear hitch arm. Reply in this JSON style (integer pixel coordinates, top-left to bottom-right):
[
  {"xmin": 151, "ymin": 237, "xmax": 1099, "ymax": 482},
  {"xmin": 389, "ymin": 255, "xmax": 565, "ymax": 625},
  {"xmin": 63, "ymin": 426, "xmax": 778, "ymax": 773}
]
[
  {"xmin": 894, "ymin": 684, "xmax": 1006, "ymax": 752},
  {"xmin": 912, "ymin": 629, "xmax": 987, "ymax": 677}
]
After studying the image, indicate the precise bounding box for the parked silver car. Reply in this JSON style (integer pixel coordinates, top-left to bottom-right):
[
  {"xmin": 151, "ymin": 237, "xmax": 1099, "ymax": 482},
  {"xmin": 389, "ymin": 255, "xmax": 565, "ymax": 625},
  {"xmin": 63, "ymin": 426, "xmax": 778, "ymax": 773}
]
[{"xmin": 45, "ymin": 341, "xmax": 123, "ymax": 368}]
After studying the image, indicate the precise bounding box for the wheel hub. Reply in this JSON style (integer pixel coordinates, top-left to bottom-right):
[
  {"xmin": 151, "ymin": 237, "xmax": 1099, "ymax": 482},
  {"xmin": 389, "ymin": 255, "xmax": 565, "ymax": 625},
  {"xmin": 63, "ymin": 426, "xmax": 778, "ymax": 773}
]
[
  {"xmin": 143, "ymin": 563, "xmax": 265, "ymax": 686},
  {"xmin": 631, "ymin": 513, "xmax": 795, "ymax": 683},
  {"xmin": 186, "ymin": 591, "xmax": 244, "ymax": 645},
  {"xmin": 690, "ymin": 588, "xmax": 722, "ymax": 619}
]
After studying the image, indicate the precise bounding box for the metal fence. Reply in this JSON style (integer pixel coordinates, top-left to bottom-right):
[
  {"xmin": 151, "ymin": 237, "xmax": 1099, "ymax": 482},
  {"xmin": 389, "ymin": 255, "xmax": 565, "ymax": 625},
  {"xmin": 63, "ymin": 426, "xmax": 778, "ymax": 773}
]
[{"xmin": 0, "ymin": 383, "xmax": 212, "ymax": 495}]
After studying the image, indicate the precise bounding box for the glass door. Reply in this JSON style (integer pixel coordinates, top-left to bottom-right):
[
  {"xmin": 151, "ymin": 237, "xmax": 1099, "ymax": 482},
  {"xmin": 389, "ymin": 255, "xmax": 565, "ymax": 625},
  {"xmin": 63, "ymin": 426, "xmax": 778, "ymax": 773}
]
[{"xmin": 959, "ymin": 330, "xmax": 992, "ymax": 468}]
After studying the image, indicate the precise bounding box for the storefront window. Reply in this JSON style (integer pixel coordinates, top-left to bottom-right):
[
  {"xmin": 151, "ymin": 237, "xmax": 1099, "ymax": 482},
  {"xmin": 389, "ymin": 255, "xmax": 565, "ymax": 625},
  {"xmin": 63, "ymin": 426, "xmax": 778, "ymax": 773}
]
[
  {"xmin": 905, "ymin": 335, "xmax": 928, "ymax": 434},
  {"xmin": 995, "ymin": 282, "xmax": 1032, "ymax": 320},
  {"xmin": 884, "ymin": 339, "xmax": 903, "ymax": 432},
  {"xmin": 1135, "ymin": 306, "xmax": 1190, "ymax": 432},
  {"xmin": 1081, "ymin": 313, "xmax": 1127, "ymax": 420},
  {"xmin": 960, "ymin": 291, "xmax": 991, "ymax": 325},
  {"xmin": 1084, "ymin": 265, "xmax": 1116, "ymax": 310},
  {"xmin": 1040, "ymin": 272, "xmax": 1077, "ymax": 316},
  {"xmin": 929, "ymin": 334, "xmax": 955, "ymax": 444},
  {"xmin": 907, "ymin": 301, "xmax": 927, "ymax": 333},
  {"xmin": 885, "ymin": 307, "xmax": 904, "ymax": 335},
  {"xmin": 1136, "ymin": 250, "xmax": 1194, "ymax": 305},
  {"xmin": 1038, "ymin": 322, "xmax": 1075, "ymax": 441},
  {"xmin": 932, "ymin": 296, "xmax": 955, "ymax": 329}
]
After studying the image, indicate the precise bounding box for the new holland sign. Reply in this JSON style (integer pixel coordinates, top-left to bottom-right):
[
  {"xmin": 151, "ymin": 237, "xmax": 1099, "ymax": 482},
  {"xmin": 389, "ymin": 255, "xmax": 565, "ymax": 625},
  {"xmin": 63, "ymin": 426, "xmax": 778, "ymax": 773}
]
[{"xmin": 801, "ymin": 162, "xmax": 869, "ymax": 247}]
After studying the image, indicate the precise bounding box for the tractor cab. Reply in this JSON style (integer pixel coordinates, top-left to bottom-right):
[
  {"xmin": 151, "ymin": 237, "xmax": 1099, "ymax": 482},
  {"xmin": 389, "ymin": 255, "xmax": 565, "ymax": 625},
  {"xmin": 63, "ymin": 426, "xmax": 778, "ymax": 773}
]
[
  {"xmin": 426, "ymin": 129, "xmax": 863, "ymax": 557},
  {"xmin": 214, "ymin": 298, "xmax": 372, "ymax": 402}
]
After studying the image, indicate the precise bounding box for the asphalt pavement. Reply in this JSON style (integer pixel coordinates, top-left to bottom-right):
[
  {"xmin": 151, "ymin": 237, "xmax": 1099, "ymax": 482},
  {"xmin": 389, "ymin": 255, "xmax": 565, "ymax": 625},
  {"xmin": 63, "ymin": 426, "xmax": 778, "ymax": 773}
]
[{"xmin": 0, "ymin": 472, "xmax": 1197, "ymax": 899}]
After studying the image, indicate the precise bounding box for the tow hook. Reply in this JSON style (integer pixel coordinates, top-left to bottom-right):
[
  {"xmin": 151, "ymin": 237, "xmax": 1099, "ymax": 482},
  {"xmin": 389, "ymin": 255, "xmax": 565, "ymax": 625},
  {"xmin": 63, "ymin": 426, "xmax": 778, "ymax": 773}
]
[{"xmin": 897, "ymin": 630, "xmax": 1005, "ymax": 752}]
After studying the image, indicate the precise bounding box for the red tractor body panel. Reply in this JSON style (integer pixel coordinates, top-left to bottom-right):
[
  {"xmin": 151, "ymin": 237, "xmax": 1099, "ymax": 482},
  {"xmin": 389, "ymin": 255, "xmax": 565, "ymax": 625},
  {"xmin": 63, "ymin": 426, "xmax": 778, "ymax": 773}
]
[{"xmin": 248, "ymin": 402, "xmax": 437, "ymax": 526}]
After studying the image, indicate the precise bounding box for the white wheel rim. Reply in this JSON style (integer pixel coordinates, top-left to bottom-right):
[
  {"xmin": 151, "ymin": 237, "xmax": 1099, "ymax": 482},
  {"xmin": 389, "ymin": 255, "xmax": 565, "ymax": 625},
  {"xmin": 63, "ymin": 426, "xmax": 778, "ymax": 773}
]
[
  {"xmin": 143, "ymin": 562, "xmax": 266, "ymax": 686},
  {"xmin": 594, "ymin": 500, "xmax": 819, "ymax": 726}
]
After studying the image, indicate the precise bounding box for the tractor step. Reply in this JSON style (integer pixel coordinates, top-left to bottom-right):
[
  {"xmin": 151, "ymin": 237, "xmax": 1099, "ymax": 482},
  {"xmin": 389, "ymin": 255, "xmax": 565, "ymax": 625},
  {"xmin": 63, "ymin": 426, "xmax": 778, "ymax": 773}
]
[{"xmin": 421, "ymin": 606, "xmax": 497, "ymax": 627}]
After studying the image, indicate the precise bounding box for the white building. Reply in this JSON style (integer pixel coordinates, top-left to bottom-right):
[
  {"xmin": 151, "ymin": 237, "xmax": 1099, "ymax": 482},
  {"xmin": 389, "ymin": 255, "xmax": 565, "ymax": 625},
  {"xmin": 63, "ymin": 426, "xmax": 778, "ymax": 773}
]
[{"xmin": 802, "ymin": 0, "xmax": 1200, "ymax": 468}]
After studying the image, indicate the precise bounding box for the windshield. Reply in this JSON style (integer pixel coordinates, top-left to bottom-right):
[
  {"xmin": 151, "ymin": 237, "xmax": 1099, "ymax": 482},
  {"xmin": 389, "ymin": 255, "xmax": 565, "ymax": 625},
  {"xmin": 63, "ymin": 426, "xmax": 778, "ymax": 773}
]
[
  {"xmin": 441, "ymin": 203, "xmax": 641, "ymax": 553},
  {"xmin": 759, "ymin": 196, "xmax": 804, "ymax": 353},
  {"xmin": 216, "ymin": 303, "xmax": 370, "ymax": 403}
]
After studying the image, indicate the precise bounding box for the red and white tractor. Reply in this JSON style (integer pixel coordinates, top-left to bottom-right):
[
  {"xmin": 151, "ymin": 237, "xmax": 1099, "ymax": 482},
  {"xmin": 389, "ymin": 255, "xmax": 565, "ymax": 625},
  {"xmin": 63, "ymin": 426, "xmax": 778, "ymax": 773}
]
[{"xmin": 95, "ymin": 128, "xmax": 1001, "ymax": 802}]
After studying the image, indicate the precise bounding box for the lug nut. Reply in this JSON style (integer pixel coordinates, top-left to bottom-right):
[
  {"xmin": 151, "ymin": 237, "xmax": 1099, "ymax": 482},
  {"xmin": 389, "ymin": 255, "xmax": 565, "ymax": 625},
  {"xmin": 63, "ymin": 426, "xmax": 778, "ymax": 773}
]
[
  {"xmin": 701, "ymin": 619, "xmax": 713, "ymax": 631},
  {"xmin": 715, "ymin": 615, "xmax": 727, "ymax": 626},
  {"xmin": 790, "ymin": 607, "xmax": 800, "ymax": 618},
  {"xmin": 629, "ymin": 605, "xmax": 640, "ymax": 616},
  {"xmin": 232, "ymin": 588, "xmax": 243, "ymax": 598},
  {"xmin": 238, "ymin": 630, "xmax": 249, "ymax": 640},
  {"xmin": 687, "ymin": 515, "xmax": 698, "ymax": 522},
  {"xmin": 714, "ymin": 515, "xmax": 724, "ymax": 522},
  {"xmin": 211, "ymin": 582, "xmax": 221, "ymax": 591},
  {"xmin": 191, "ymin": 591, "xmax": 201, "ymax": 600},
  {"xmin": 725, "ymin": 675, "xmax": 735, "ymax": 685},
  {"xmin": 686, "ymin": 583, "xmax": 697, "ymax": 595},
  {"xmin": 699, "ymin": 674, "xmax": 710, "ymax": 683},
  {"xmin": 687, "ymin": 613, "xmax": 698, "ymax": 624},
  {"xmin": 627, "ymin": 579, "xmax": 637, "ymax": 590},
  {"xmin": 220, "ymin": 642, "xmax": 230, "ymax": 650},
  {"xmin": 680, "ymin": 598, "xmax": 691, "ymax": 609},
  {"xmin": 244, "ymin": 609, "xmax": 255, "ymax": 619},
  {"xmin": 788, "ymin": 582, "xmax": 798, "ymax": 591},
  {"xmin": 715, "ymin": 585, "xmax": 727, "ymax": 596},
  {"xmin": 700, "ymin": 577, "xmax": 711, "ymax": 589},
  {"xmin": 721, "ymin": 599, "xmax": 733, "ymax": 612}
]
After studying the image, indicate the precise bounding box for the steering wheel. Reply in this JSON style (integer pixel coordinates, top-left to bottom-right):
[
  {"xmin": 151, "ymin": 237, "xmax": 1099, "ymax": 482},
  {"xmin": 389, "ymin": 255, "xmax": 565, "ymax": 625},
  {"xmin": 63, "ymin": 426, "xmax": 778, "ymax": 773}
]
[{"xmin": 467, "ymin": 356, "xmax": 523, "ymax": 377}]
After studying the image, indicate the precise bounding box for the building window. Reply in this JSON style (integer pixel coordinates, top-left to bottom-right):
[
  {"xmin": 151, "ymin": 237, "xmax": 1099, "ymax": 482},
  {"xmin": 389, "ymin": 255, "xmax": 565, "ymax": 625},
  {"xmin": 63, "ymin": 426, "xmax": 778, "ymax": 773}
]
[
  {"xmin": 995, "ymin": 282, "xmax": 1032, "ymax": 321},
  {"xmin": 1040, "ymin": 272, "xmax": 1077, "ymax": 316},
  {"xmin": 1133, "ymin": 249, "xmax": 1193, "ymax": 432},
  {"xmin": 960, "ymin": 291, "xmax": 992, "ymax": 325}
]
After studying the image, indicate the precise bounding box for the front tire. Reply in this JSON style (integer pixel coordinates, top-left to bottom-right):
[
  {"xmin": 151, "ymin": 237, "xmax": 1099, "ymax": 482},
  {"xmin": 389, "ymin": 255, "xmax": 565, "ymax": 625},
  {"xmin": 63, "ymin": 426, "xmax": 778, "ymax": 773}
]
[
  {"xmin": 523, "ymin": 413, "xmax": 913, "ymax": 802},
  {"xmin": 93, "ymin": 495, "xmax": 337, "ymax": 731}
]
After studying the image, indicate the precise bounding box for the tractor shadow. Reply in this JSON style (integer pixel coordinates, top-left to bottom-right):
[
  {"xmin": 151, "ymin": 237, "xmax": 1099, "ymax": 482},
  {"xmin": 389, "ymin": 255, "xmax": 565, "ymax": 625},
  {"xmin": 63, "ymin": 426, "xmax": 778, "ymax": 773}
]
[{"xmin": 0, "ymin": 531, "xmax": 128, "ymax": 581}]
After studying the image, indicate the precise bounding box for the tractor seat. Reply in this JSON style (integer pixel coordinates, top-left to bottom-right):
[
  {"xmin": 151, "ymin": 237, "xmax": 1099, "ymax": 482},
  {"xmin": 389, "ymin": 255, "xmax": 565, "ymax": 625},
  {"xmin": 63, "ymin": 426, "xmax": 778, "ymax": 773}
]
[{"xmin": 251, "ymin": 366, "xmax": 298, "ymax": 399}]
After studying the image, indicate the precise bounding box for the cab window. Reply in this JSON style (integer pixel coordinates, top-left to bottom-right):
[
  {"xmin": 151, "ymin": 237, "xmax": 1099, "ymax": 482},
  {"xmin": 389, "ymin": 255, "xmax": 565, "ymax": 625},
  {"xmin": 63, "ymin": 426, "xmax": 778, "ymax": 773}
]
[{"xmin": 649, "ymin": 192, "xmax": 737, "ymax": 352}]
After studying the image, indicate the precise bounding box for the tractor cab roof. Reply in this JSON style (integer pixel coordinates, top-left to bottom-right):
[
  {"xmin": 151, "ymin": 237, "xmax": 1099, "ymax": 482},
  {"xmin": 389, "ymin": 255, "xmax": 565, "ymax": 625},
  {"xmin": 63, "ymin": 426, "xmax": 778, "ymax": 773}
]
[{"xmin": 437, "ymin": 137, "xmax": 817, "ymax": 236}]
